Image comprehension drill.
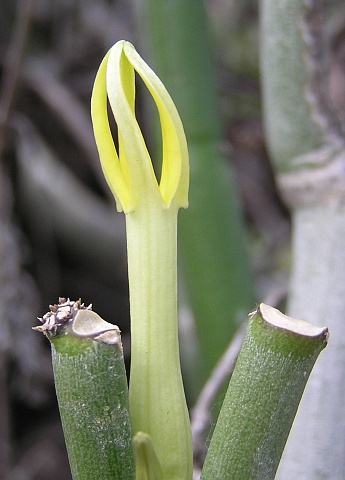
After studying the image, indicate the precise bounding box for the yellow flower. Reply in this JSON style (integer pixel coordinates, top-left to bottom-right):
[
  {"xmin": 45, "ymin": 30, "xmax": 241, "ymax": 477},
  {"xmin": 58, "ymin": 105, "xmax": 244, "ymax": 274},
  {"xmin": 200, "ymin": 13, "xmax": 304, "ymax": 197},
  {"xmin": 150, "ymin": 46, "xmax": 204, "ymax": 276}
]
[{"xmin": 91, "ymin": 40, "xmax": 188, "ymax": 213}]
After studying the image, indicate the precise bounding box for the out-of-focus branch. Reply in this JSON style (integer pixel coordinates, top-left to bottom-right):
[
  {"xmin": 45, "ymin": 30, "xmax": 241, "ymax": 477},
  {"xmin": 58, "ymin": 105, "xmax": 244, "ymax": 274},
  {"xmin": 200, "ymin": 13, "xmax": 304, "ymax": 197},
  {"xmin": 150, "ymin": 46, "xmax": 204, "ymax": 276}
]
[
  {"xmin": 22, "ymin": 64, "xmax": 109, "ymax": 194},
  {"xmin": 0, "ymin": 3, "xmax": 34, "ymax": 478},
  {"xmin": 191, "ymin": 324, "xmax": 246, "ymax": 474},
  {"xmin": 0, "ymin": 0, "xmax": 34, "ymax": 157}
]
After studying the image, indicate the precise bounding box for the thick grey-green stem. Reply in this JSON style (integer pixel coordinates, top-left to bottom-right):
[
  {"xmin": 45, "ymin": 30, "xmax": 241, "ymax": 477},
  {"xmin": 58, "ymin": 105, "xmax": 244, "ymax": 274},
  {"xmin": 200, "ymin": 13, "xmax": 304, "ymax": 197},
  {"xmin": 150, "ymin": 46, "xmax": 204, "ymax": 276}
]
[
  {"xmin": 276, "ymin": 205, "xmax": 345, "ymax": 478},
  {"xmin": 200, "ymin": 304, "xmax": 328, "ymax": 480},
  {"xmin": 260, "ymin": 0, "xmax": 323, "ymax": 171},
  {"xmin": 260, "ymin": 1, "xmax": 345, "ymax": 477},
  {"xmin": 34, "ymin": 299, "xmax": 135, "ymax": 480}
]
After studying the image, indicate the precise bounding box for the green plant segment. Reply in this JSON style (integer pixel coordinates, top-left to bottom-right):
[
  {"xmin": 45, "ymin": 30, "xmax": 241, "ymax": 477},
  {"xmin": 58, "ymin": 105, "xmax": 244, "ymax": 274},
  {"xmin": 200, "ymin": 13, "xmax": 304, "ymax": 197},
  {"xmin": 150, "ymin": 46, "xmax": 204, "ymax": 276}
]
[
  {"xmin": 200, "ymin": 304, "xmax": 328, "ymax": 480},
  {"xmin": 138, "ymin": 0, "xmax": 255, "ymax": 384},
  {"xmin": 260, "ymin": 0, "xmax": 322, "ymax": 171},
  {"xmin": 260, "ymin": 1, "xmax": 345, "ymax": 477},
  {"xmin": 125, "ymin": 201, "xmax": 192, "ymax": 480},
  {"xmin": 34, "ymin": 299, "xmax": 135, "ymax": 480}
]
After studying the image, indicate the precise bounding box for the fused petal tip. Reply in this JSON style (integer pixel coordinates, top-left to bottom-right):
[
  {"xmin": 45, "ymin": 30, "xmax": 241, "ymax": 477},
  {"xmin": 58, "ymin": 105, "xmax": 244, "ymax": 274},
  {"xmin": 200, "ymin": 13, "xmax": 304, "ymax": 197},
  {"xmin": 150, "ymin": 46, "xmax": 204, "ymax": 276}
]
[{"xmin": 91, "ymin": 40, "xmax": 189, "ymax": 213}]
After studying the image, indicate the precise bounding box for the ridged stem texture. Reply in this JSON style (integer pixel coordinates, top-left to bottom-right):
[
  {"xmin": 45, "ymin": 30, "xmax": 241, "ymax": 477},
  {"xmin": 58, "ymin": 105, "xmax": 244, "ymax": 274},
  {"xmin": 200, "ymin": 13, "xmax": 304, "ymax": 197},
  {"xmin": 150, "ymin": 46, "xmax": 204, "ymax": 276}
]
[{"xmin": 127, "ymin": 202, "xmax": 192, "ymax": 480}]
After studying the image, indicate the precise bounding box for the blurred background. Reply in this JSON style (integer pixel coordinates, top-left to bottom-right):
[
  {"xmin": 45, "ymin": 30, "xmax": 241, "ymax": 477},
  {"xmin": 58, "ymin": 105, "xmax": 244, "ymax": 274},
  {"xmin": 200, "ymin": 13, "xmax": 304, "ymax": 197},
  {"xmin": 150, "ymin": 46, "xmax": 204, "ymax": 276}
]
[{"xmin": 1, "ymin": 0, "xmax": 344, "ymax": 479}]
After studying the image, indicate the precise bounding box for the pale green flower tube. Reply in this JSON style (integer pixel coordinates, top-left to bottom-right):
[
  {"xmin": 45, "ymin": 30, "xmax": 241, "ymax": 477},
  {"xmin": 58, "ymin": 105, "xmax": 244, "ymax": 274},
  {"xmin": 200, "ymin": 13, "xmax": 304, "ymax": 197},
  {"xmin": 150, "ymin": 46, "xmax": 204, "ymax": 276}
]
[{"xmin": 91, "ymin": 41, "xmax": 192, "ymax": 480}]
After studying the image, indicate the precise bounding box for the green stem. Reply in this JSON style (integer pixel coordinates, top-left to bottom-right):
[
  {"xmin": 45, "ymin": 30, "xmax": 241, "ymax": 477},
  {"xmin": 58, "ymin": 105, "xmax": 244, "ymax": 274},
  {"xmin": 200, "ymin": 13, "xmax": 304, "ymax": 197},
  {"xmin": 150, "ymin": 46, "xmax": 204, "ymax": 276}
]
[
  {"xmin": 200, "ymin": 304, "xmax": 328, "ymax": 480},
  {"xmin": 127, "ymin": 203, "xmax": 192, "ymax": 480},
  {"xmin": 260, "ymin": 0, "xmax": 323, "ymax": 171},
  {"xmin": 35, "ymin": 300, "xmax": 135, "ymax": 480}
]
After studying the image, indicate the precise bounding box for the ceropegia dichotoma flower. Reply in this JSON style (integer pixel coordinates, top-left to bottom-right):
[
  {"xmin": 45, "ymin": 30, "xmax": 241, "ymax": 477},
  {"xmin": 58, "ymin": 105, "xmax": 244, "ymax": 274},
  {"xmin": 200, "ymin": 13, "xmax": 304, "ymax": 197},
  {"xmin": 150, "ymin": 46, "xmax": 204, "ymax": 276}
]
[
  {"xmin": 91, "ymin": 40, "xmax": 189, "ymax": 213},
  {"xmin": 91, "ymin": 41, "xmax": 192, "ymax": 480}
]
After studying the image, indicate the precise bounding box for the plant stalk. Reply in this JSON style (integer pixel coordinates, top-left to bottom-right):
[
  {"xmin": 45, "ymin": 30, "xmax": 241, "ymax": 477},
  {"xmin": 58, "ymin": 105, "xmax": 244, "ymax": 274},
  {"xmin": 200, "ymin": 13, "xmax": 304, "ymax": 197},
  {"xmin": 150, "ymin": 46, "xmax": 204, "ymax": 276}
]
[
  {"xmin": 200, "ymin": 303, "xmax": 328, "ymax": 480},
  {"xmin": 260, "ymin": 1, "xmax": 345, "ymax": 477},
  {"xmin": 260, "ymin": 0, "xmax": 323, "ymax": 171},
  {"xmin": 127, "ymin": 202, "xmax": 192, "ymax": 480},
  {"xmin": 34, "ymin": 299, "xmax": 135, "ymax": 480},
  {"xmin": 276, "ymin": 204, "xmax": 345, "ymax": 478}
]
